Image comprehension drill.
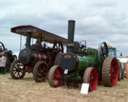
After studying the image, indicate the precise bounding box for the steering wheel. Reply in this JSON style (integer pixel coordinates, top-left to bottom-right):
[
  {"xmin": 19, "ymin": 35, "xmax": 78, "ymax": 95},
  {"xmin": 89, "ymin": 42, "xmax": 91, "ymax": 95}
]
[
  {"xmin": 53, "ymin": 42, "xmax": 64, "ymax": 52},
  {"xmin": 99, "ymin": 42, "xmax": 108, "ymax": 59}
]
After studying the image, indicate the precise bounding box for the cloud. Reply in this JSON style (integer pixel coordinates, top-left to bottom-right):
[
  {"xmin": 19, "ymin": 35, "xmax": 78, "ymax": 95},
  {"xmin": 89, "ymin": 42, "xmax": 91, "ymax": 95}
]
[{"xmin": 0, "ymin": 0, "xmax": 128, "ymax": 55}]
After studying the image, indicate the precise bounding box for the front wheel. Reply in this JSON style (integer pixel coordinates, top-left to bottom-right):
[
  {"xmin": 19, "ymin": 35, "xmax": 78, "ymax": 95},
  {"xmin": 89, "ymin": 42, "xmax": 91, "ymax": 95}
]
[
  {"xmin": 48, "ymin": 65, "xmax": 64, "ymax": 87},
  {"xmin": 83, "ymin": 67, "xmax": 99, "ymax": 91},
  {"xmin": 10, "ymin": 60, "xmax": 26, "ymax": 79}
]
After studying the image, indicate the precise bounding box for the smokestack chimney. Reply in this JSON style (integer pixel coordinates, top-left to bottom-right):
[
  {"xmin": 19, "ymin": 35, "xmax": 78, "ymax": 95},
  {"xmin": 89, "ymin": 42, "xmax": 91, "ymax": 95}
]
[
  {"xmin": 67, "ymin": 20, "xmax": 75, "ymax": 52},
  {"xmin": 68, "ymin": 20, "xmax": 75, "ymax": 43}
]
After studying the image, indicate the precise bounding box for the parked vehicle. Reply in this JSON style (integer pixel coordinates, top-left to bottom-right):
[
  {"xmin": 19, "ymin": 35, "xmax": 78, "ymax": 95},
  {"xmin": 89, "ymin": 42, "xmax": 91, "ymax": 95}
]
[
  {"xmin": 10, "ymin": 25, "xmax": 68, "ymax": 82},
  {"xmin": 48, "ymin": 20, "xmax": 120, "ymax": 91},
  {"xmin": 0, "ymin": 41, "xmax": 16, "ymax": 73}
]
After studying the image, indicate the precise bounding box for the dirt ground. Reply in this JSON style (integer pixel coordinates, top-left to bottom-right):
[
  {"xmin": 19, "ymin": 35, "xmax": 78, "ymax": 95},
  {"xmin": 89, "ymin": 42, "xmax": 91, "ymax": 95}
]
[{"xmin": 0, "ymin": 74, "xmax": 128, "ymax": 102}]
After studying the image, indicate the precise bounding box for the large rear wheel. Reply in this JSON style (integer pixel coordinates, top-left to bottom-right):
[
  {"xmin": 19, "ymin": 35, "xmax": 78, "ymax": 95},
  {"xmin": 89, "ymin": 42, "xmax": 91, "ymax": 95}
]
[
  {"xmin": 10, "ymin": 60, "xmax": 25, "ymax": 79},
  {"xmin": 33, "ymin": 61, "xmax": 48, "ymax": 82},
  {"xmin": 48, "ymin": 65, "xmax": 64, "ymax": 87},
  {"xmin": 83, "ymin": 67, "xmax": 99, "ymax": 91},
  {"xmin": 102, "ymin": 57, "xmax": 119, "ymax": 86}
]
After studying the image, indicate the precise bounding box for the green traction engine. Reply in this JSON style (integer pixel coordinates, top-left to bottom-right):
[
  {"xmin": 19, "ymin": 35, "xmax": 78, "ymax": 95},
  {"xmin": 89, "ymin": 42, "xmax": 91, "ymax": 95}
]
[{"xmin": 48, "ymin": 20, "xmax": 119, "ymax": 91}]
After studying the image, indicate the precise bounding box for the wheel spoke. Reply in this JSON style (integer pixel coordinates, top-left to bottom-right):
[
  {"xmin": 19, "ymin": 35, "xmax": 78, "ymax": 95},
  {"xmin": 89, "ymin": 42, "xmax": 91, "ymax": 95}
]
[
  {"xmin": 12, "ymin": 68, "xmax": 17, "ymax": 71},
  {"xmin": 33, "ymin": 61, "xmax": 49, "ymax": 82},
  {"xmin": 13, "ymin": 71, "xmax": 17, "ymax": 74},
  {"xmin": 10, "ymin": 60, "xmax": 25, "ymax": 79},
  {"xmin": 18, "ymin": 72, "xmax": 20, "ymax": 77},
  {"xmin": 16, "ymin": 72, "xmax": 18, "ymax": 77}
]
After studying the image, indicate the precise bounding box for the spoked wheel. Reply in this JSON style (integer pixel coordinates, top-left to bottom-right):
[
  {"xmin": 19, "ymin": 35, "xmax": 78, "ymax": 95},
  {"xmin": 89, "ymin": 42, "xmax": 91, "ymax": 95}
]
[
  {"xmin": 102, "ymin": 57, "xmax": 119, "ymax": 86},
  {"xmin": 10, "ymin": 60, "xmax": 25, "ymax": 79},
  {"xmin": 33, "ymin": 61, "xmax": 49, "ymax": 82},
  {"xmin": 83, "ymin": 67, "xmax": 99, "ymax": 91},
  {"xmin": 48, "ymin": 65, "xmax": 64, "ymax": 87}
]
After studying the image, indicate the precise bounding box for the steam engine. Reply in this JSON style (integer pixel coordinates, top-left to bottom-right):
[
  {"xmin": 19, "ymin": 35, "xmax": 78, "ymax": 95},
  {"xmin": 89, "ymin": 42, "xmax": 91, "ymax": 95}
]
[{"xmin": 19, "ymin": 48, "xmax": 48, "ymax": 66}]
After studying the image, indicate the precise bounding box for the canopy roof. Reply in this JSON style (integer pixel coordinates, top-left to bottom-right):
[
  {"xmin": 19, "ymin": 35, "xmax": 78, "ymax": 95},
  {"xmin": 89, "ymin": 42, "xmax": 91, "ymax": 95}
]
[{"xmin": 11, "ymin": 25, "xmax": 68, "ymax": 44}]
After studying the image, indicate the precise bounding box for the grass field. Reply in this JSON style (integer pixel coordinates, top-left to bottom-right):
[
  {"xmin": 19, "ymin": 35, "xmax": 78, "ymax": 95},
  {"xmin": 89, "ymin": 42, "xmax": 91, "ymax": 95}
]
[{"xmin": 0, "ymin": 74, "xmax": 128, "ymax": 102}]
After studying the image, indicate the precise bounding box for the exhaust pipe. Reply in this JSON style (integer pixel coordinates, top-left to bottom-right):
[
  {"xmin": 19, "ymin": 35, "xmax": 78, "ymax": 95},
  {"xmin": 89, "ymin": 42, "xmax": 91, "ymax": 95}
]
[
  {"xmin": 68, "ymin": 20, "xmax": 75, "ymax": 43},
  {"xmin": 67, "ymin": 20, "xmax": 75, "ymax": 52}
]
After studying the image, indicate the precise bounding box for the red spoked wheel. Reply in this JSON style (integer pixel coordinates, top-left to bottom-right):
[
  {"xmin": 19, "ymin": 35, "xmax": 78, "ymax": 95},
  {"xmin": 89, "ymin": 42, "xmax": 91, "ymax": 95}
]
[
  {"xmin": 102, "ymin": 57, "xmax": 119, "ymax": 86},
  {"xmin": 48, "ymin": 65, "xmax": 64, "ymax": 87},
  {"xmin": 83, "ymin": 67, "xmax": 99, "ymax": 91}
]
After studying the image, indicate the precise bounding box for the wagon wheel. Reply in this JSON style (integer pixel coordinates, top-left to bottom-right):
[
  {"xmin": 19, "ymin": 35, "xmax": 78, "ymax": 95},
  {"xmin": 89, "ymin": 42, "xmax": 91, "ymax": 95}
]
[
  {"xmin": 10, "ymin": 60, "xmax": 25, "ymax": 79},
  {"xmin": 33, "ymin": 61, "xmax": 49, "ymax": 82},
  {"xmin": 48, "ymin": 65, "xmax": 64, "ymax": 87},
  {"xmin": 83, "ymin": 67, "xmax": 99, "ymax": 91},
  {"xmin": 53, "ymin": 42, "xmax": 63, "ymax": 52},
  {"xmin": 102, "ymin": 57, "xmax": 119, "ymax": 86}
]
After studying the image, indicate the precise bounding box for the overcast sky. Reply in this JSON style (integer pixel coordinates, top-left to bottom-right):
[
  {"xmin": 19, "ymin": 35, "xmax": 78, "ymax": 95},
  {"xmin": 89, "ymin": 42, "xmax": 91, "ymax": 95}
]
[{"xmin": 0, "ymin": 0, "xmax": 128, "ymax": 56}]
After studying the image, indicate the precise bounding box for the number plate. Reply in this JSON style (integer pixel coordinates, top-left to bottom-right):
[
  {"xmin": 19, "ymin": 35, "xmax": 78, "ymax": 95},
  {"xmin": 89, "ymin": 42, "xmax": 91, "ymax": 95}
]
[{"xmin": 80, "ymin": 83, "xmax": 89, "ymax": 95}]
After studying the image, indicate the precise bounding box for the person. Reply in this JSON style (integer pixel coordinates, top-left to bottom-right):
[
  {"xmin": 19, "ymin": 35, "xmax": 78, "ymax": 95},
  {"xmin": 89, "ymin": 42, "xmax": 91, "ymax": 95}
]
[
  {"xmin": 42, "ymin": 42, "xmax": 47, "ymax": 48},
  {"xmin": 31, "ymin": 40, "xmax": 42, "ymax": 50}
]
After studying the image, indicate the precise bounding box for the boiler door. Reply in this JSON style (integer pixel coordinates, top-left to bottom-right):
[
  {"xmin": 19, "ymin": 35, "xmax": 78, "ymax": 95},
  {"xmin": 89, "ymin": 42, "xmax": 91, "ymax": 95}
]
[{"xmin": 19, "ymin": 48, "xmax": 32, "ymax": 65}]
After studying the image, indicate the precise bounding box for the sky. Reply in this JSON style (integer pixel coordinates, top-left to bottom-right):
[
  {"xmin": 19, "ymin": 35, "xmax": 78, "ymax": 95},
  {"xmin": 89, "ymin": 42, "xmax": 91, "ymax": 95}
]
[{"xmin": 0, "ymin": 0, "xmax": 128, "ymax": 56}]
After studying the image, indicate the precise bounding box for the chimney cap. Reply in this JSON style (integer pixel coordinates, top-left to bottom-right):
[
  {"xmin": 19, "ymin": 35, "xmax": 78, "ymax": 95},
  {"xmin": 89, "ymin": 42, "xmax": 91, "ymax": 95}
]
[{"xmin": 68, "ymin": 20, "xmax": 75, "ymax": 22}]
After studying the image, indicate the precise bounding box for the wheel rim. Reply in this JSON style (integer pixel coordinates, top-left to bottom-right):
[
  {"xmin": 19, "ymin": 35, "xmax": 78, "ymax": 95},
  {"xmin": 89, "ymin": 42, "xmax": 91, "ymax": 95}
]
[
  {"xmin": 53, "ymin": 67, "xmax": 63, "ymax": 87},
  {"xmin": 89, "ymin": 68, "xmax": 98, "ymax": 91},
  {"xmin": 37, "ymin": 63, "xmax": 48, "ymax": 78},
  {"xmin": 110, "ymin": 58, "xmax": 119, "ymax": 86},
  {"xmin": 12, "ymin": 62, "xmax": 24, "ymax": 78}
]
